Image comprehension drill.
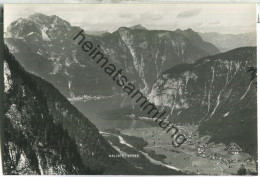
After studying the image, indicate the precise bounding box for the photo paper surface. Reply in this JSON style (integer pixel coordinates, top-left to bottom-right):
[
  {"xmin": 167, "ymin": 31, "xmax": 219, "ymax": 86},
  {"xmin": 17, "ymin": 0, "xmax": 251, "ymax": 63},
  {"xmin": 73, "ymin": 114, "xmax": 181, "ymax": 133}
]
[{"xmin": 3, "ymin": 4, "xmax": 257, "ymax": 175}]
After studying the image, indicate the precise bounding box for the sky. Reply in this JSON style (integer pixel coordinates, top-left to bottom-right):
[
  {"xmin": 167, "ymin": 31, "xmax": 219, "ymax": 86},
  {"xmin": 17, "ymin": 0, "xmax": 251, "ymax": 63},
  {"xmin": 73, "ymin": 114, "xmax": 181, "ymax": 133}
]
[{"xmin": 4, "ymin": 3, "xmax": 256, "ymax": 34}]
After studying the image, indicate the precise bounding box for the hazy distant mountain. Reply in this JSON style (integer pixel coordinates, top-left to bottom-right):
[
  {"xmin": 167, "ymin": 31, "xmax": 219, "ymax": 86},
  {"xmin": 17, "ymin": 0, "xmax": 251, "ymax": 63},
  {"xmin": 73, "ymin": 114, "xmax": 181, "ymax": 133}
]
[
  {"xmin": 148, "ymin": 47, "xmax": 257, "ymax": 155},
  {"xmin": 198, "ymin": 32, "xmax": 256, "ymax": 52},
  {"xmin": 5, "ymin": 13, "xmax": 220, "ymax": 98},
  {"xmin": 84, "ymin": 30, "xmax": 110, "ymax": 36},
  {"xmin": 130, "ymin": 24, "xmax": 147, "ymax": 30}
]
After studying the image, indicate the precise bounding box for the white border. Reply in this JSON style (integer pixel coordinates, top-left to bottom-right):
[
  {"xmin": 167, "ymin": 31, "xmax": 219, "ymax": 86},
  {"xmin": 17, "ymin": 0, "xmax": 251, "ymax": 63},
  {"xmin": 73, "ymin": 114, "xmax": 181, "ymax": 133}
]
[
  {"xmin": 0, "ymin": 0, "xmax": 259, "ymax": 3},
  {"xmin": 0, "ymin": 2, "xmax": 259, "ymax": 177}
]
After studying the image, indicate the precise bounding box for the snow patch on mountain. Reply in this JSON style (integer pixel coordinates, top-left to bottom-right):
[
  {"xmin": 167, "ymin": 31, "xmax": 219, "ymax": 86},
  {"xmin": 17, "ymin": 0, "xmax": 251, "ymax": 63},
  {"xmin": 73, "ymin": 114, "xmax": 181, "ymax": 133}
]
[
  {"xmin": 27, "ymin": 32, "xmax": 35, "ymax": 36},
  {"xmin": 41, "ymin": 28, "xmax": 50, "ymax": 41},
  {"xmin": 4, "ymin": 61, "xmax": 12, "ymax": 93}
]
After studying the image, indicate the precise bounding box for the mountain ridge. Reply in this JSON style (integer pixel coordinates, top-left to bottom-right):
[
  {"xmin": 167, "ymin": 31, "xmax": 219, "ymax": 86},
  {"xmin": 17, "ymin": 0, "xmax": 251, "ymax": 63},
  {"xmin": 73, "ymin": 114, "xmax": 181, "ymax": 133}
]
[
  {"xmin": 147, "ymin": 47, "xmax": 257, "ymax": 155},
  {"xmin": 198, "ymin": 31, "xmax": 256, "ymax": 52},
  {"xmin": 5, "ymin": 13, "xmax": 220, "ymax": 97},
  {"xmin": 3, "ymin": 45, "xmax": 144, "ymax": 175}
]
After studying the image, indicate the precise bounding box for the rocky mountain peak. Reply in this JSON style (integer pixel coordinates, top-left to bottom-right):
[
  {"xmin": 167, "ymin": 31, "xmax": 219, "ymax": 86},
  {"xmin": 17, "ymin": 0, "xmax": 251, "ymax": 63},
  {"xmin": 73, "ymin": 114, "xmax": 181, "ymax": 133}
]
[
  {"xmin": 6, "ymin": 13, "xmax": 71, "ymax": 40},
  {"xmin": 175, "ymin": 28, "xmax": 200, "ymax": 39},
  {"xmin": 28, "ymin": 13, "xmax": 49, "ymax": 20},
  {"xmin": 130, "ymin": 24, "xmax": 147, "ymax": 30},
  {"xmin": 28, "ymin": 13, "xmax": 70, "ymax": 27},
  {"xmin": 174, "ymin": 28, "xmax": 220, "ymax": 55},
  {"xmin": 184, "ymin": 28, "xmax": 194, "ymax": 32}
]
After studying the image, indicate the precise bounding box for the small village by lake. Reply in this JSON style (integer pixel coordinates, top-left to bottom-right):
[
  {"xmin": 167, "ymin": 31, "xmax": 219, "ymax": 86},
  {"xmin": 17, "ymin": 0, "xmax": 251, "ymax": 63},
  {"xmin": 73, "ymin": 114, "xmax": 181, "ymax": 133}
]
[{"xmin": 119, "ymin": 125, "xmax": 257, "ymax": 175}]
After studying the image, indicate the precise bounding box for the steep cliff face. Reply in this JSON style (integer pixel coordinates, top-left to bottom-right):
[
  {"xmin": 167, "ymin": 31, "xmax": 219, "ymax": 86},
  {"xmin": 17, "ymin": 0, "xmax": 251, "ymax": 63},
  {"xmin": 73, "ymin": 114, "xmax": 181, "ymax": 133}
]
[
  {"xmin": 4, "ymin": 47, "xmax": 86, "ymax": 175},
  {"xmin": 3, "ymin": 46, "xmax": 142, "ymax": 175},
  {"xmin": 105, "ymin": 27, "xmax": 214, "ymax": 93},
  {"xmin": 5, "ymin": 13, "xmax": 219, "ymax": 97},
  {"xmin": 148, "ymin": 47, "xmax": 257, "ymax": 154}
]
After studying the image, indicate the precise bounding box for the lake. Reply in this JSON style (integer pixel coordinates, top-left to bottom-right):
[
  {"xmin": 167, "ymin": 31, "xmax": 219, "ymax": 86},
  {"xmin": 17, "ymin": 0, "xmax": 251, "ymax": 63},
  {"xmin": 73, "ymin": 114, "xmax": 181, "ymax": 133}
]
[{"xmin": 71, "ymin": 95, "xmax": 152, "ymax": 130}]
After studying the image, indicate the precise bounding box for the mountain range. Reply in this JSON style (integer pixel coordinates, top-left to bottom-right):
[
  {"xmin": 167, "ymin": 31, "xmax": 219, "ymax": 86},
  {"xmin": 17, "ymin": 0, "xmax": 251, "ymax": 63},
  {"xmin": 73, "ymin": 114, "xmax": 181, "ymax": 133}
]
[
  {"xmin": 4, "ymin": 12, "xmax": 257, "ymax": 167},
  {"xmin": 5, "ymin": 13, "xmax": 220, "ymax": 98}
]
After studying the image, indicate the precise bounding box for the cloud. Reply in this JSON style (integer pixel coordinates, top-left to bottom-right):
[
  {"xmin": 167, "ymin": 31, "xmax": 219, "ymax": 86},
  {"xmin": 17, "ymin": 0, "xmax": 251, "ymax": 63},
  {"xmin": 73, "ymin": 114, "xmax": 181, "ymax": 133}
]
[
  {"xmin": 119, "ymin": 13, "xmax": 163, "ymax": 21},
  {"xmin": 210, "ymin": 21, "xmax": 220, "ymax": 25},
  {"xmin": 177, "ymin": 8, "xmax": 201, "ymax": 18},
  {"xmin": 4, "ymin": 4, "xmax": 256, "ymax": 34}
]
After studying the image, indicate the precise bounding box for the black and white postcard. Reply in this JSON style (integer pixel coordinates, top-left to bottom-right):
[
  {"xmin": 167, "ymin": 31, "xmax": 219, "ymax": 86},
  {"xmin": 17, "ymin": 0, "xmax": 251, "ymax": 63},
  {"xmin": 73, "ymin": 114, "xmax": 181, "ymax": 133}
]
[{"xmin": 2, "ymin": 3, "xmax": 258, "ymax": 175}]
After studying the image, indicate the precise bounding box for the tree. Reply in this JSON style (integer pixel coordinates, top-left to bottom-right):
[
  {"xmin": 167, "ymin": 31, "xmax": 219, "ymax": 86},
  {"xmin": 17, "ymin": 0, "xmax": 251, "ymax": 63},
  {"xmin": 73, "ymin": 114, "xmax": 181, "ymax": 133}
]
[{"xmin": 237, "ymin": 164, "xmax": 247, "ymax": 175}]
